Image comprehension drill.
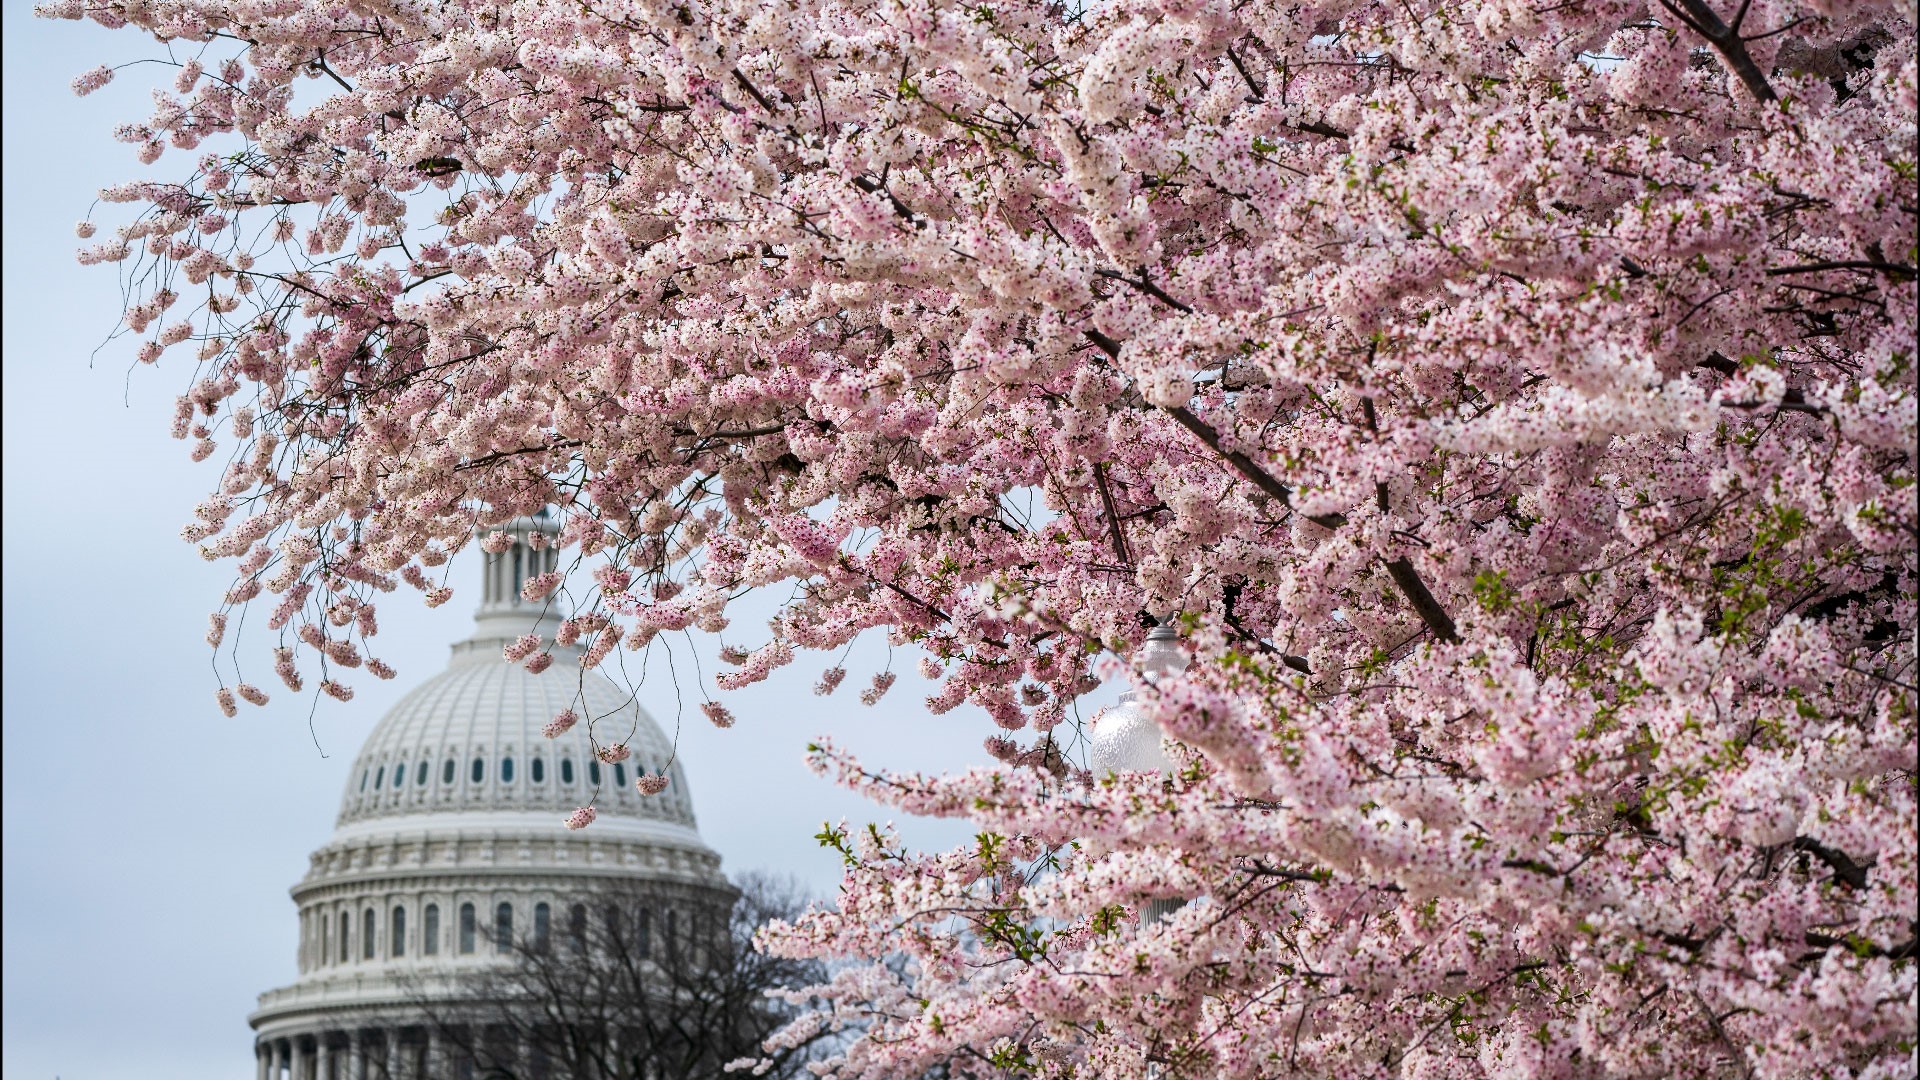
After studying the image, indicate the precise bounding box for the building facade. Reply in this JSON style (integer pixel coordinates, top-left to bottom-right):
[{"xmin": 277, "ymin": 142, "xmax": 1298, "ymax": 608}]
[{"xmin": 250, "ymin": 522, "xmax": 732, "ymax": 1079}]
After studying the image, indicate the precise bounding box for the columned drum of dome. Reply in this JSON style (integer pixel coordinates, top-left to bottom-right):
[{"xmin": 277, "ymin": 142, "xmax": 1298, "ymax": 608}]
[{"xmin": 249, "ymin": 518, "xmax": 734, "ymax": 1079}]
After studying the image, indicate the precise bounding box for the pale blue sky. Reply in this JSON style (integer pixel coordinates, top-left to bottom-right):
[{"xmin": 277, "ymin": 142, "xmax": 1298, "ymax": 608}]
[{"xmin": 0, "ymin": 12, "xmax": 1108, "ymax": 1078}]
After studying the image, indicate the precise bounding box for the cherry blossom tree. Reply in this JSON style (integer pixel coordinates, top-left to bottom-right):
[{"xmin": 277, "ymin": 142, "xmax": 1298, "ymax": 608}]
[{"xmin": 43, "ymin": 0, "xmax": 1917, "ymax": 1073}]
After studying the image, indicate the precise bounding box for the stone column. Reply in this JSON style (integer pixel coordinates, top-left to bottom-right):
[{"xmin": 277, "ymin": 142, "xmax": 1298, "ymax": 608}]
[
  {"xmin": 256, "ymin": 1044, "xmax": 270, "ymax": 1080},
  {"xmin": 383, "ymin": 1029, "xmax": 399, "ymax": 1080},
  {"xmin": 349, "ymin": 1031, "xmax": 367, "ymax": 1080},
  {"xmin": 273, "ymin": 1039, "xmax": 290, "ymax": 1080},
  {"xmin": 316, "ymin": 1036, "xmax": 332, "ymax": 1080}
]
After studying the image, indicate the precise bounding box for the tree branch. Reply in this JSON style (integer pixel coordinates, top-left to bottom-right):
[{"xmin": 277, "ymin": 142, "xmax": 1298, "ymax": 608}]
[
  {"xmin": 1083, "ymin": 329, "xmax": 1462, "ymax": 645},
  {"xmin": 1792, "ymin": 836, "xmax": 1873, "ymax": 890},
  {"xmin": 1661, "ymin": 0, "xmax": 1780, "ymax": 102},
  {"xmin": 1767, "ymin": 259, "xmax": 1917, "ymax": 280},
  {"xmin": 730, "ymin": 68, "xmax": 779, "ymax": 113},
  {"xmin": 1382, "ymin": 556, "xmax": 1462, "ymax": 644},
  {"xmin": 1091, "ymin": 463, "xmax": 1135, "ymax": 567},
  {"xmin": 1094, "ymin": 268, "xmax": 1194, "ymax": 314},
  {"xmin": 1161, "ymin": 404, "xmax": 1346, "ymax": 530}
]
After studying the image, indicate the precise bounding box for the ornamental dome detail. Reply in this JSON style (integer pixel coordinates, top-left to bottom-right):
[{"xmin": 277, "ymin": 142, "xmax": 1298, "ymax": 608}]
[{"xmin": 336, "ymin": 643, "xmax": 697, "ymax": 833}]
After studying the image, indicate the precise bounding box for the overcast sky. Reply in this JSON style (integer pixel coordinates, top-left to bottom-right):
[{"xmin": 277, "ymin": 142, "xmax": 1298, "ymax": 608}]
[{"xmin": 0, "ymin": 13, "xmax": 1120, "ymax": 1078}]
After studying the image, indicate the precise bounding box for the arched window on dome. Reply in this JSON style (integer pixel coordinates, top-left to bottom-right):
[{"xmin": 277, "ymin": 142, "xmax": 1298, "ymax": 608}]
[
  {"xmin": 666, "ymin": 908, "xmax": 679, "ymax": 963},
  {"xmin": 319, "ymin": 910, "xmax": 329, "ymax": 968},
  {"xmin": 534, "ymin": 903, "xmax": 551, "ymax": 954},
  {"xmin": 495, "ymin": 903, "xmax": 513, "ymax": 953},
  {"xmin": 471, "ymin": 758, "xmax": 485, "ymax": 784},
  {"xmin": 531, "ymin": 759, "xmax": 545, "ymax": 783},
  {"xmin": 373, "ymin": 766, "xmax": 384, "ymax": 790},
  {"xmin": 588, "ymin": 760, "xmax": 602, "ymax": 786},
  {"xmin": 424, "ymin": 904, "xmax": 440, "ymax": 956},
  {"xmin": 393, "ymin": 761, "xmax": 407, "ymax": 789},
  {"xmin": 613, "ymin": 763, "xmax": 627, "ymax": 788},
  {"xmin": 568, "ymin": 904, "xmax": 587, "ymax": 951},
  {"xmin": 443, "ymin": 759, "xmax": 455, "ymax": 784},
  {"xmin": 363, "ymin": 908, "xmax": 377, "ymax": 960},
  {"xmin": 416, "ymin": 761, "xmax": 428, "ymax": 786},
  {"xmin": 338, "ymin": 911, "xmax": 350, "ymax": 963},
  {"xmin": 458, "ymin": 903, "xmax": 476, "ymax": 954},
  {"xmin": 359, "ymin": 768, "xmax": 369, "ymax": 792},
  {"xmin": 391, "ymin": 905, "xmax": 406, "ymax": 957},
  {"xmin": 501, "ymin": 757, "xmax": 514, "ymax": 783},
  {"xmin": 637, "ymin": 907, "xmax": 652, "ymax": 960},
  {"xmin": 560, "ymin": 759, "xmax": 574, "ymax": 784}
]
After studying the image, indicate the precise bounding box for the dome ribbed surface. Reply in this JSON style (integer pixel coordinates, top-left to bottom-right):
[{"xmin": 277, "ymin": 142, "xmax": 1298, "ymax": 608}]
[{"xmin": 337, "ymin": 643, "xmax": 696, "ymax": 829}]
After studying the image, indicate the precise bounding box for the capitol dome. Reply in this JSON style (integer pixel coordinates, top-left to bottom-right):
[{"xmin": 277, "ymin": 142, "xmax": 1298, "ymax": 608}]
[
  {"xmin": 333, "ymin": 634, "xmax": 700, "ymax": 840},
  {"xmin": 249, "ymin": 519, "xmax": 733, "ymax": 1080}
]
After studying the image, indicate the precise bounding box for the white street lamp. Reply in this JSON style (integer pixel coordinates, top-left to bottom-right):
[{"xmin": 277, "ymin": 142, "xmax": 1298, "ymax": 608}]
[
  {"xmin": 1089, "ymin": 624, "xmax": 1188, "ymax": 777},
  {"xmin": 1089, "ymin": 623, "xmax": 1189, "ymax": 928}
]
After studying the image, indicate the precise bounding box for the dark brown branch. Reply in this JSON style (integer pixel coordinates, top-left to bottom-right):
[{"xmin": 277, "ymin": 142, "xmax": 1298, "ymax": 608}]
[
  {"xmin": 1224, "ymin": 46, "xmax": 1266, "ymax": 101},
  {"xmin": 1084, "ymin": 328, "xmax": 1125, "ymax": 360},
  {"xmin": 455, "ymin": 438, "xmax": 585, "ymax": 472},
  {"xmin": 1084, "ymin": 329, "xmax": 1461, "ymax": 645},
  {"xmin": 1164, "ymin": 422, "xmax": 1453, "ymax": 642},
  {"xmin": 1792, "ymin": 836, "xmax": 1873, "ymax": 890},
  {"xmin": 1293, "ymin": 119, "xmax": 1354, "ymax": 140},
  {"xmin": 884, "ymin": 581, "xmax": 953, "ymax": 624},
  {"xmin": 850, "ymin": 175, "xmax": 919, "ymax": 226},
  {"xmin": 730, "ymin": 69, "xmax": 779, "ymax": 114},
  {"xmin": 1801, "ymin": 931, "xmax": 1917, "ymax": 961},
  {"xmin": 1383, "ymin": 556, "xmax": 1461, "ymax": 644},
  {"xmin": 1162, "ymin": 404, "xmax": 1347, "ymax": 530},
  {"xmin": 1094, "ymin": 268, "xmax": 1194, "ymax": 314},
  {"xmin": 1767, "ymin": 259, "xmax": 1917, "ymax": 280},
  {"xmin": 1091, "ymin": 463, "xmax": 1134, "ymax": 567},
  {"xmin": 1695, "ymin": 351, "xmax": 1818, "ymax": 411},
  {"xmin": 308, "ymin": 54, "xmax": 356, "ymax": 94},
  {"xmin": 1660, "ymin": 0, "xmax": 1780, "ymax": 102}
]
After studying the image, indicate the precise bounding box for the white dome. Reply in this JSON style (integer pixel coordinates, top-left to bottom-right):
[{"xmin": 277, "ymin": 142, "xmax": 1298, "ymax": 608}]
[{"xmin": 337, "ymin": 641, "xmax": 699, "ymax": 835}]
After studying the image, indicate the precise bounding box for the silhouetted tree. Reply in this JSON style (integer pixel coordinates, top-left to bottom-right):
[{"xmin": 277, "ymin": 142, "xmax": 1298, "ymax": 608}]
[{"xmin": 404, "ymin": 873, "xmax": 829, "ymax": 1079}]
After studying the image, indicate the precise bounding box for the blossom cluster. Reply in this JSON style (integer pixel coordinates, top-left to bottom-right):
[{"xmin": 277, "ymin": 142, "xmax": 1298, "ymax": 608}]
[{"xmin": 46, "ymin": 0, "xmax": 1918, "ymax": 1072}]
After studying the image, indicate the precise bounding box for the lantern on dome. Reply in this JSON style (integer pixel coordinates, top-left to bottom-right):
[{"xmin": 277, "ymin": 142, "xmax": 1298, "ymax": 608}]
[{"xmin": 1089, "ymin": 624, "xmax": 1189, "ymax": 777}]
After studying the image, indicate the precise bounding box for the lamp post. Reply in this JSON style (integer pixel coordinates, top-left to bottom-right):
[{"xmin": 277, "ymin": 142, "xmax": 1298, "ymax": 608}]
[
  {"xmin": 1089, "ymin": 623, "xmax": 1189, "ymax": 926},
  {"xmin": 1090, "ymin": 624, "xmax": 1187, "ymax": 776}
]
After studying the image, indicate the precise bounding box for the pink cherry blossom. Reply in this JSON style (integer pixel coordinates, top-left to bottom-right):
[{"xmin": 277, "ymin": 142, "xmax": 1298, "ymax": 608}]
[
  {"xmin": 543, "ymin": 709, "xmax": 578, "ymax": 738},
  {"xmin": 68, "ymin": 64, "xmax": 112, "ymax": 96}
]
